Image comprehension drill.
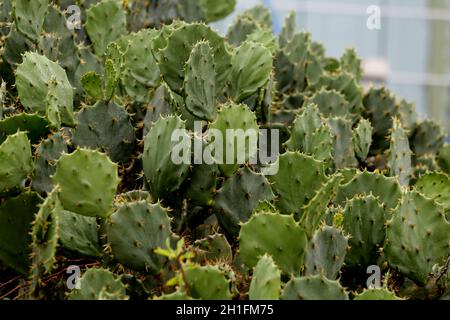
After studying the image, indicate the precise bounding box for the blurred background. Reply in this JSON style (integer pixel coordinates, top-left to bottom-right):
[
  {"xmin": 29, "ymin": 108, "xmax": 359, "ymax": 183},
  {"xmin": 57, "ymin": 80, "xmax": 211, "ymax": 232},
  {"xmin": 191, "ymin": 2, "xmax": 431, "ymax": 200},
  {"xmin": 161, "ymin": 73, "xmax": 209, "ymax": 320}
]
[{"xmin": 212, "ymin": 0, "xmax": 450, "ymax": 137}]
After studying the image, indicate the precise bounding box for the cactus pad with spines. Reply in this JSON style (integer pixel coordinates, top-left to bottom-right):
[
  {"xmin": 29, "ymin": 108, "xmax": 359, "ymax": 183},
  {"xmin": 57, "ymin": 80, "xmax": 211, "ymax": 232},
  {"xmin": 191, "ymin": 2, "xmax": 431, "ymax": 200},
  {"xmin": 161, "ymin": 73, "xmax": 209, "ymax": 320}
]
[
  {"xmin": 249, "ymin": 254, "xmax": 281, "ymax": 300},
  {"xmin": 227, "ymin": 40, "xmax": 273, "ymax": 102},
  {"xmin": 16, "ymin": 52, "xmax": 75, "ymax": 127},
  {"xmin": 415, "ymin": 172, "xmax": 450, "ymax": 212},
  {"xmin": 352, "ymin": 118, "xmax": 372, "ymax": 161},
  {"xmin": 281, "ymin": 274, "xmax": 349, "ymax": 300},
  {"xmin": 0, "ymin": 131, "xmax": 34, "ymax": 192},
  {"xmin": 388, "ymin": 118, "xmax": 412, "ymax": 186},
  {"xmin": 239, "ymin": 211, "xmax": 307, "ymax": 274},
  {"xmin": 72, "ymin": 101, "xmax": 136, "ymax": 163},
  {"xmin": 85, "ymin": 0, "xmax": 126, "ymax": 56},
  {"xmin": 159, "ymin": 22, "xmax": 231, "ymax": 94},
  {"xmin": 53, "ymin": 148, "xmax": 119, "ymax": 218},
  {"xmin": 142, "ymin": 115, "xmax": 190, "ymax": 199},
  {"xmin": 68, "ymin": 268, "xmax": 127, "ymax": 300},
  {"xmin": 184, "ymin": 40, "xmax": 217, "ymax": 121},
  {"xmin": 13, "ymin": 0, "xmax": 49, "ymax": 41},
  {"xmin": 384, "ymin": 191, "xmax": 450, "ymax": 284},
  {"xmin": 214, "ymin": 166, "xmax": 274, "ymax": 237},
  {"xmin": 106, "ymin": 201, "xmax": 174, "ymax": 273},
  {"xmin": 268, "ymin": 152, "xmax": 326, "ymax": 215},
  {"xmin": 0, "ymin": 192, "xmax": 43, "ymax": 275},
  {"xmin": 182, "ymin": 264, "xmax": 231, "ymax": 300},
  {"xmin": 209, "ymin": 102, "xmax": 259, "ymax": 177},
  {"xmin": 335, "ymin": 171, "xmax": 402, "ymax": 211},
  {"xmin": 304, "ymin": 226, "xmax": 348, "ymax": 280},
  {"xmin": 342, "ymin": 194, "xmax": 387, "ymax": 268}
]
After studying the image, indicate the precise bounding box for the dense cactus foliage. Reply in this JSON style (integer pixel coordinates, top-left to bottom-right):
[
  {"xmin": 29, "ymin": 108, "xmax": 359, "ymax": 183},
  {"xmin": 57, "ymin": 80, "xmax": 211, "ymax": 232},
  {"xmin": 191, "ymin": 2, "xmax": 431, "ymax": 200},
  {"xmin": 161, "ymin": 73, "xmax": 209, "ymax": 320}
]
[{"xmin": 0, "ymin": 0, "xmax": 449, "ymax": 301}]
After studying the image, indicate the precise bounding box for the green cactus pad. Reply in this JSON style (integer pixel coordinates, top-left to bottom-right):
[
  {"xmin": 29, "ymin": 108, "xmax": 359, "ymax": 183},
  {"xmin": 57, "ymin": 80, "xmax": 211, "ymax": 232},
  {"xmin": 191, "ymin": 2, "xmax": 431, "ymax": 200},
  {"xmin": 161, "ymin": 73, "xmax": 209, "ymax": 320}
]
[
  {"xmin": 335, "ymin": 171, "xmax": 402, "ymax": 211},
  {"xmin": 209, "ymin": 102, "xmax": 259, "ymax": 177},
  {"xmin": 199, "ymin": 0, "xmax": 236, "ymax": 22},
  {"xmin": 185, "ymin": 163, "xmax": 218, "ymax": 206},
  {"xmin": 72, "ymin": 101, "xmax": 136, "ymax": 163},
  {"xmin": 342, "ymin": 194, "xmax": 387, "ymax": 268},
  {"xmin": 268, "ymin": 152, "xmax": 326, "ymax": 215},
  {"xmin": 281, "ymin": 274, "xmax": 349, "ymax": 300},
  {"xmin": 142, "ymin": 115, "xmax": 190, "ymax": 199},
  {"xmin": 437, "ymin": 144, "xmax": 450, "ymax": 175},
  {"xmin": 184, "ymin": 41, "xmax": 217, "ymax": 121},
  {"xmin": 285, "ymin": 104, "xmax": 333, "ymax": 163},
  {"xmin": 85, "ymin": 0, "xmax": 126, "ymax": 56},
  {"xmin": 159, "ymin": 22, "xmax": 231, "ymax": 94},
  {"xmin": 13, "ymin": 0, "xmax": 49, "ymax": 41},
  {"xmin": 0, "ymin": 131, "xmax": 34, "ymax": 192},
  {"xmin": 363, "ymin": 87, "xmax": 399, "ymax": 152},
  {"xmin": 327, "ymin": 116, "xmax": 358, "ymax": 169},
  {"xmin": 194, "ymin": 234, "xmax": 233, "ymax": 265},
  {"xmin": 183, "ymin": 264, "xmax": 231, "ymax": 300},
  {"xmin": 118, "ymin": 29, "xmax": 160, "ymax": 102},
  {"xmin": 16, "ymin": 52, "xmax": 75, "ymax": 127},
  {"xmin": 304, "ymin": 226, "xmax": 348, "ymax": 280},
  {"xmin": 143, "ymin": 84, "xmax": 176, "ymax": 135},
  {"xmin": 239, "ymin": 211, "xmax": 307, "ymax": 274},
  {"xmin": 340, "ymin": 48, "xmax": 363, "ymax": 81},
  {"xmin": 352, "ymin": 119, "xmax": 372, "ymax": 161},
  {"xmin": 80, "ymin": 72, "xmax": 103, "ymax": 100},
  {"xmin": 106, "ymin": 201, "xmax": 174, "ymax": 272},
  {"xmin": 32, "ymin": 133, "xmax": 67, "ymax": 194},
  {"xmin": 388, "ymin": 118, "xmax": 412, "ymax": 186},
  {"xmin": 42, "ymin": 5, "xmax": 80, "ymax": 74},
  {"xmin": 299, "ymin": 173, "xmax": 343, "ymax": 233},
  {"xmin": 53, "ymin": 148, "xmax": 120, "ymax": 218},
  {"xmin": 279, "ymin": 11, "xmax": 296, "ymax": 48},
  {"xmin": 115, "ymin": 190, "xmax": 153, "ymax": 204},
  {"xmin": 0, "ymin": 192, "xmax": 43, "ymax": 275},
  {"xmin": 0, "ymin": 113, "xmax": 50, "ymax": 144},
  {"xmin": 68, "ymin": 268, "xmax": 127, "ymax": 300},
  {"xmin": 411, "ymin": 119, "xmax": 445, "ymax": 157},
  {"xmin": 354, "ymin": 288, "xmax": 403, "ymax": 300},
  {"xmin": 304, "ymin": 89, "xmax": 352, "ymax": 119},
  {"xmin": 56, "ymin": 208, "xmax": 101, "ymax": 258},
  {"xmin": 384, "ymin": 191, "xmax": 450, "ymax": 284},
  {"xmin": 313, "ymin": 72, "xmax": 363, "ymax": 122},
  {"xmin": 241, "ymin": 5, "xmax": 272, "ymax": 29},
  {"xmin": 215, "ymin": 166, "xmax": 274, "ymax": 237},
  {"xmin": 397, "ymin": 98, "xmax": 418, "ymax": 136},
  {"xmin": 415, "ymin": 172, "xmax": 450, "ymax": 212},
  {"xmin": 245, "ymin": 28, "xmax": 277, "ymax": 53},
  {"xmin": 226, "ymin": 16, "xmax": 260, "ymax": 47},
  {"xmin": 30, "ymin": 190, "xmax": 60, "ymax": 275},
  {"xmin": 249, "ymin": 254, "xmax": 281, "ymax": 300},
  {"xmin": 227, "ymin": 40, "xmax": 273, "ymax": 102}
]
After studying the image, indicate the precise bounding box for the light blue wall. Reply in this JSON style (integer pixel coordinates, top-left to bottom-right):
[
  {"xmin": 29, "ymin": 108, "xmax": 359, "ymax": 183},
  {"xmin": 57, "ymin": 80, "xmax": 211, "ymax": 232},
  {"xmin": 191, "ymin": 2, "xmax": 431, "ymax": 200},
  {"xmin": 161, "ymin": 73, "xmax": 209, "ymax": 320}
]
[{"xmin": 212, "ymin": 0, "xmax": 440, "ymax": 121}]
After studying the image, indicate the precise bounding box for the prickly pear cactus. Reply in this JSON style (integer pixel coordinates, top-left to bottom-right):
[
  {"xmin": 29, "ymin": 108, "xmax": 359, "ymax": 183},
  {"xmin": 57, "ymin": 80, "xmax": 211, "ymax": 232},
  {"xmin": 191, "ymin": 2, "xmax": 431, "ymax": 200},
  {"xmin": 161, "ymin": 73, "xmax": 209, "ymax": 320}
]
[
  {"xmin": 105, "ymin": 201, "xmax": 175, "ymax": 273},
  {"xmin": 142, "ymin": 115, "xmax": 190, "ymax": 199},
  {"xmin": 0, "ymin": 2, "xmax": 449, "ymax": 301},
  {"xmin": 239, "ymin": 211, "xmax": 307, "ymax": 275},
  {"xmin": 0, "ymin": 192, "xmax": 43, "ymax": 275},
  {"xmin": 0, "ymin": 131, "xmax": 34, "ymax": 192},
  {"xmin": 384, "ymin": 191, "xmax": 450, "ymax": 284},
  {"xmin": 281, "ymin": 274, "xmax": 349, "ymax": 300},
  {"xmin": 53, "ymin": 148, "xmax": 120, "ymax": 218},
  {"xmin": 182, "ymin": 264, "xmax": 231, "ymax": 300},
  {"xmin": 68, "ymin": 268, "xmax": 127, "ymax": 300},
  {"xmin": 249, "ymin": 254, "xmax": 281, "ymax": 300},
  {"xmin": 304, "ymin": 226, "xmax": 348, "ymax": 280},
  {"xmin": 16, "ymin": 52, "xmax": 75, "ymax": 127}
]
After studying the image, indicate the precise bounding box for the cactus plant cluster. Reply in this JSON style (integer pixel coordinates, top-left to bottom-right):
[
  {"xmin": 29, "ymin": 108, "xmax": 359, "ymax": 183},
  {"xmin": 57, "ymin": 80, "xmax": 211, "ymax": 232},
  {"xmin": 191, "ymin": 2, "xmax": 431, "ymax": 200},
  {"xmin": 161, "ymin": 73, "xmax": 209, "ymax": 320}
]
[{"xmin": 0, "ymin": 0, "xmax": 449, "ymax": 301}]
